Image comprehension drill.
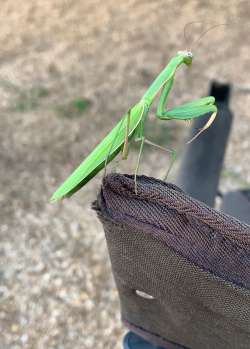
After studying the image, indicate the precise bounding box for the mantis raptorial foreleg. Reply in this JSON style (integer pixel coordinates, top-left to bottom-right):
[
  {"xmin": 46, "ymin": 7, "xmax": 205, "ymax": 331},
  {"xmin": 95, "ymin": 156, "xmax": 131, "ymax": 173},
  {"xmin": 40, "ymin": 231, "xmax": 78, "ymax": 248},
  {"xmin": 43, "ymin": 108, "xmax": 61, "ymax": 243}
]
[{"xmin": 156, "ymin": 77, "xmax": 217, "ymax": 144}]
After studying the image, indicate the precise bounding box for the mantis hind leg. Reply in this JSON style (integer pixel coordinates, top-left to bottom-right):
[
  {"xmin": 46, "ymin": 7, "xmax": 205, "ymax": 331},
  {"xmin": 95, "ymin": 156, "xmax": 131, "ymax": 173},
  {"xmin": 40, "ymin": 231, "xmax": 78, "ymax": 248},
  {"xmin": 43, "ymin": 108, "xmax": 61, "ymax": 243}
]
[
  {"xmin": 103, "ymin": 112, "xmax": 128, "ymax": 178},
  {"xmin": 134, "ymin": 137, "xmax": 177, "ymax": 193},
  {"xmin": 143, "ymin": 139, "xmax": 177, "ymax": 181},
  {"xmin": 121, "ymin": 109, "xmax": 131, "ymax": 160},
  {"xmin": 134, "ymin": 136, "xmax": 145, "ymax": 194},
  {"xmin": 104, "ymin": 108, "xmax": 134, "ymax": 178}
]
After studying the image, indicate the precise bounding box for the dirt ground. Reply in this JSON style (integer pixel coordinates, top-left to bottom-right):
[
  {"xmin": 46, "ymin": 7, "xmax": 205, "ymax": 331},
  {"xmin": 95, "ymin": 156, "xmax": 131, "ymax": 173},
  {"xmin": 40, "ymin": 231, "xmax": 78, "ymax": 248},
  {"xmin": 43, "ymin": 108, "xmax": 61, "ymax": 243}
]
[{"xmin": 1, "ymin": 1, "xmax": 250, "ymax": 348}]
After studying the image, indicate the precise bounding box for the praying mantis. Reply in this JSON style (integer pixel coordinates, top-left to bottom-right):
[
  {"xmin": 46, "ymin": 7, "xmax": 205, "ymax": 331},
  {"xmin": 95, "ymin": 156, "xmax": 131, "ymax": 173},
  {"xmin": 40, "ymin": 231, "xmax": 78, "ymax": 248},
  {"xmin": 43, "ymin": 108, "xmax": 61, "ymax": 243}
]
[{"xmin": 50, "ymin": 50, "xmax": 217, "ymax": 202}]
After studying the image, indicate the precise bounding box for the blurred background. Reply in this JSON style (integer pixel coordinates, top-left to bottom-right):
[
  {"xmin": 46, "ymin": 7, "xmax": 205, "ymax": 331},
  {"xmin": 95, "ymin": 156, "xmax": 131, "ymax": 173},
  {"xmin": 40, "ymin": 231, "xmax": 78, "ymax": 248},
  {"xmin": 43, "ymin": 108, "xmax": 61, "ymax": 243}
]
[{"xmin": 1, "ymin": 1, "xmax": 250, "ymax": 348}]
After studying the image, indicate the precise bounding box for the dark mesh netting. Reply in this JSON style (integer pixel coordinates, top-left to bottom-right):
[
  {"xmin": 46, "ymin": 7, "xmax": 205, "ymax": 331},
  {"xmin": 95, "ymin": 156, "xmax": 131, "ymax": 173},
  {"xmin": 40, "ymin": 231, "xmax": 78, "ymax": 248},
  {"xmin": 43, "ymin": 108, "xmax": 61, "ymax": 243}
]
[{"xmin": 93, "ymin": 173, "xmax": 250, "ymax": 349}]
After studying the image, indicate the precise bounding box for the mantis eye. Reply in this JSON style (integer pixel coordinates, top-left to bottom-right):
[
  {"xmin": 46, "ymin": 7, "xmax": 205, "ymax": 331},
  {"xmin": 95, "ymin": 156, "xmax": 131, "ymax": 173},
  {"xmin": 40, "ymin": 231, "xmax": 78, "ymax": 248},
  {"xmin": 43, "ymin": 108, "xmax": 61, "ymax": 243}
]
[{"xmin": 177, "ymin": 50, "xmax": 193, "ymax": 59}]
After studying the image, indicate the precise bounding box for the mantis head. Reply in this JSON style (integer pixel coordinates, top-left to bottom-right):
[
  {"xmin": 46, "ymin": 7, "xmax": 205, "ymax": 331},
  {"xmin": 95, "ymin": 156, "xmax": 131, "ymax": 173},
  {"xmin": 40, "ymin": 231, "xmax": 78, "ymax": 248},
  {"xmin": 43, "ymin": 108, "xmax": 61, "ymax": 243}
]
[{"xmin": 177, "ymin": 50, "xmax": 193, "ymax": 65}]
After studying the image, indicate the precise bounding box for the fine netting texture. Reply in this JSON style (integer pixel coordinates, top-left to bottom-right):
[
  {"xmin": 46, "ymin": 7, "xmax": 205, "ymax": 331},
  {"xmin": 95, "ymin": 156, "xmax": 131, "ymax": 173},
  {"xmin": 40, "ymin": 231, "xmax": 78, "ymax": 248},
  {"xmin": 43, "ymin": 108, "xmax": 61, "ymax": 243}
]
[{"xmin": 93, "ymin": 173, "xmax": 250, "ymax": 349}]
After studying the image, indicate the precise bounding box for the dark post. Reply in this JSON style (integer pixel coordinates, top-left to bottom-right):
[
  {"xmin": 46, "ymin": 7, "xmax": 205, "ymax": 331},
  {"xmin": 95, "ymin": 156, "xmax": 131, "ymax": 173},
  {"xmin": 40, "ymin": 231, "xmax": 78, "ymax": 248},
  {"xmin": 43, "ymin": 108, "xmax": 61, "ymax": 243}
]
[{"xmin": 175, "ymin": 82, "xmax": 233, "ymax": 207}]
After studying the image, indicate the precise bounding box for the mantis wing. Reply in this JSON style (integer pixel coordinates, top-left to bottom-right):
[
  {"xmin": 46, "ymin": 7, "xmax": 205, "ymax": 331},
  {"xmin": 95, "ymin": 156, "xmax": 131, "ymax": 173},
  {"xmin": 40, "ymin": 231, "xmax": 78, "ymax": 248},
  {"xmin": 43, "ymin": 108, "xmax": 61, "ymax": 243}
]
[{"xmin": 50, "ymin": 102, "xmax": 145, "ymax": 201}]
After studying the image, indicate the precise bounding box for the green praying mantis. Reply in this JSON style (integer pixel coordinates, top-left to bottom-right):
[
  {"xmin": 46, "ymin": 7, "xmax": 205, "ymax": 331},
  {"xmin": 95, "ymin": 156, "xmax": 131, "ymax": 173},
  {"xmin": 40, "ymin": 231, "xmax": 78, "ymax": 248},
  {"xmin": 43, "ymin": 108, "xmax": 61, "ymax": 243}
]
[{"xmin": 51, "ymin": 50, "xmax": 217, "ymax": 202}]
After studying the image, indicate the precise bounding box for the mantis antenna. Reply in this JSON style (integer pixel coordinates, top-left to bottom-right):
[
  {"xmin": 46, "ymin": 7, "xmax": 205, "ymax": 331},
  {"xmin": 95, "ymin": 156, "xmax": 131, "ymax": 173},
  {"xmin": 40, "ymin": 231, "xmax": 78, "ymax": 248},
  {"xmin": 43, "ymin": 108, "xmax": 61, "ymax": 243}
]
[{"xmin": 183, "ymin": 21, "xmax": 228, "ymax": 51}]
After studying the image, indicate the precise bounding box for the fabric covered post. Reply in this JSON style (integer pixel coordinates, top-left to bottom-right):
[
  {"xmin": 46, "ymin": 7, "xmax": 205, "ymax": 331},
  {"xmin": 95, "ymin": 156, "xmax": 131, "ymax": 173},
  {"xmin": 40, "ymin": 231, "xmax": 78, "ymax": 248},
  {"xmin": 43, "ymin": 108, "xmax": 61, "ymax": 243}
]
[{"xmin": 93, "ymin": 173, "xmax": 250, "ymax": 349}]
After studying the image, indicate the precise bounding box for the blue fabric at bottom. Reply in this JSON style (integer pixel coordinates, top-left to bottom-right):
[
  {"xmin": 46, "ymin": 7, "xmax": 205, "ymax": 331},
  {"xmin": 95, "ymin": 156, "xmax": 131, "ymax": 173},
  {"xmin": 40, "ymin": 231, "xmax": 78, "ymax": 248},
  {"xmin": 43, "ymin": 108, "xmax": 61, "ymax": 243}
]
[{"xmin": 123, "ymin": 332, "xmax": 165, "ymax": 349}]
